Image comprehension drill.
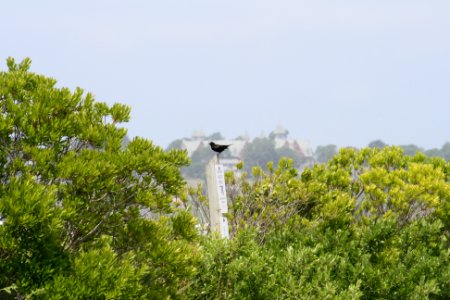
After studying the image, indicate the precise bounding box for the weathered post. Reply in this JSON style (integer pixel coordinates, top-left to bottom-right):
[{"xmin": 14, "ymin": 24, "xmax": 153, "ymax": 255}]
[{"xmin": 206, "ymin": 155, "xmax": 229, "ymax": 238}]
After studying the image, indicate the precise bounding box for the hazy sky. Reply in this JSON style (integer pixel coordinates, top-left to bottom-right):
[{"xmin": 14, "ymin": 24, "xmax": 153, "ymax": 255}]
[{"xmin": 1, "ymin": 0, "xmax": 449, "ymax": 149}]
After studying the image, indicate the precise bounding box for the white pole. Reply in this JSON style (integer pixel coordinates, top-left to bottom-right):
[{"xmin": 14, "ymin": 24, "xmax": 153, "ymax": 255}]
[{"xmin": 206, "ymin": 156, "xmax": 229, "ymax": 238}]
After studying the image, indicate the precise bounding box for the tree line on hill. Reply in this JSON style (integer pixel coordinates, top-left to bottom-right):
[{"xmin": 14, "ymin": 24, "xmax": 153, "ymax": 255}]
[
  {"xmin": 170, "ymin": 136, "xmax": 312, "ymax": 179},
  {"xmin": 167, "ymin": 135, "xmax": 450, "ymax": 179},
  {"xmin": 1, "ymin": 58, "xmax": 449, "ymax": 299}
]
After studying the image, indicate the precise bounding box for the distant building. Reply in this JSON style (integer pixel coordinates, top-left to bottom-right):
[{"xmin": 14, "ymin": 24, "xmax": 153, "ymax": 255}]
[
  {"xmin": 180, "ymin": 125, "xmax": 313, "ymax": 160},
  {"xmin": 271, "ymin": 124, "xmax": 313, "ymax": 157}
]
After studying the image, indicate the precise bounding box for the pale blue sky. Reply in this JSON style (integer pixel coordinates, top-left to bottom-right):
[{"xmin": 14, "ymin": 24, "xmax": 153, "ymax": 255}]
[{"xmin": 1, "ymin": 0, "xmax": 449, "ymax": 149}]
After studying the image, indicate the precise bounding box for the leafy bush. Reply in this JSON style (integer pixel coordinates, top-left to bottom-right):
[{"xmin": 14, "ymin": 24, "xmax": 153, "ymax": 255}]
[{"xmin": 189, "ymin": 147, "xmax": 450, "ymax": 299}]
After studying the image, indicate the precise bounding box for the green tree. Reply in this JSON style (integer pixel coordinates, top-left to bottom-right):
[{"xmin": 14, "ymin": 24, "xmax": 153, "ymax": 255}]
[
  {"xmin": 314, "ymin": 144, "xmax": 337, "ymax": 163},
  {"xmin": 0, "ymin": 58, "xmax": 199, "ymax": 298},
  {"xmin": 206, "ymin": 132, "xmax": 224, "ymax": 140},
  {"xmin": 276, "ymin": 146, "xmax": 302, "ymax": 166},
  {"xmin": 441, "ymin": 142, "xmax": 450, "ymax": 160},
  {"xmin": 182, "ymin": 144, "xmax": 214, "ymax": 179},
  {"xmin": 189, "ymin": 146, "xmax": 450, "ymax": 299},
  {"xmin": 241, "ymin": 137, "xmax": 278, "ymax": 172},
  {"xmin": 368, "ymin": 139, "xmax": 387, "ymax": 148},
  {"xmin": 166, "ymin": 138, "xmax": 183, "ymax": 150},
  {"xmin": 424, "ymin": 142, "xmax": 450, "ymax": 161},
  {"xmin": 425, "ymin": 147, "xmax": 442, "ymax": 158},
  {"xmin": 400, "ymin": 144, "xmax": 423, "ymax": 156}
]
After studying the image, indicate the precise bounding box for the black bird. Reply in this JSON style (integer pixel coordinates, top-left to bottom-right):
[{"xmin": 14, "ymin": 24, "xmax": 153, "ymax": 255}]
[{"xmin": 209, "ymin": 142, "xmax": 231, "ymax": 154}]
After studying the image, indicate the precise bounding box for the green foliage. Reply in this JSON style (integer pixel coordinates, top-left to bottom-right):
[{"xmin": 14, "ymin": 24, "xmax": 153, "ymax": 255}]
[
  {"xmin": 2, "ymin": 57, "xmax": 450, "ymax": 299},
  {"xmin": 399, "ymin": 144, "xmax": 423, "ymax": 156},
  {"xmin": 166, "ymin": 138, "xmax": 183, "ymax": 150},
  {"xmin": 367, "ymin": 140, "xmax": 450, "ymax": 161},
  {"xmin": 241, "ymin": 137, "xmax": 279, "ymax": 172},
  {"xmin": 276, "ymin": 146, "xmax": 311, "ymax": 167},
  {"xmin": 225, "ymin": 158, "xmax": 306, "ymax": 239},
  {"xmin": 315, "ymin": 144, "xmax": 338, "ymax": 163},
  {"xmin": 368, "ymin": 139, "xmax": 387, "ymax": 149},
  {"xmin": 0, "ymin": 58, "xmax": 198, "ymax": 299},
  {"xmin": 0, "ymin": 177, "xmax": 67, "ymax": 296},
  {"xmin": 180, "ymin": 136, "xmax": 309, "ymax": 179},
  {"xmin": 191, "ymin": 217, "xmax": 449, "ymax": 299},
  {"xmin": 38, "ymin": 237, "xmax": 145, "ymax": 299},
  {"xmin": 426, "ymin": 142, "xmax": 450, "ymax": 161},
  {"xmin": 190, "ymin": 146, "xmax": 450, "ymax": 299},
  {"xmin": 442, "ymin": 142, "xmax": 450, "ymax": 160},
  {"xmin": 182, "ymin": 145, "xmax": 214, "ymax": 179}
]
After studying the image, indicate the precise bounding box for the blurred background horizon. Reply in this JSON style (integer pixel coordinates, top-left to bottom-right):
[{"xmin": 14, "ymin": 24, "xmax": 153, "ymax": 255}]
[{"xmin": 1, "ymin": 0, "xmax": 449, "ymax": 150}]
